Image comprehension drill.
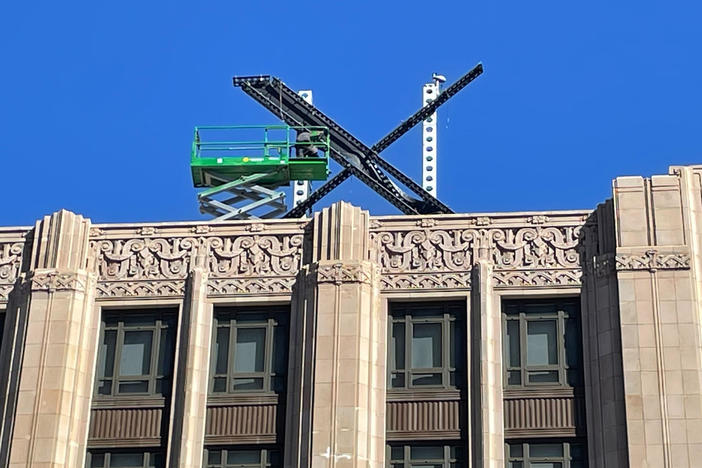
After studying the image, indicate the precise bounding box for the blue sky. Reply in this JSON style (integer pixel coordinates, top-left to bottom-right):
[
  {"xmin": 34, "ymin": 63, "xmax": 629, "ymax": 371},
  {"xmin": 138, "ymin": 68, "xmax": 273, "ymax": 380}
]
[{"xmin": 1, "ymin": 1, "xmax": 700, "ymax": 225}]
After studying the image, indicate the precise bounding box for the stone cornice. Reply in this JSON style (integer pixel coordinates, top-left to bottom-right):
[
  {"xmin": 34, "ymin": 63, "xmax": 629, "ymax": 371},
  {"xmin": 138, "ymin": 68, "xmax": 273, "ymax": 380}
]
[{"xmin": 3, "ymin": 214, "xmax": 597, "ymax": 299}]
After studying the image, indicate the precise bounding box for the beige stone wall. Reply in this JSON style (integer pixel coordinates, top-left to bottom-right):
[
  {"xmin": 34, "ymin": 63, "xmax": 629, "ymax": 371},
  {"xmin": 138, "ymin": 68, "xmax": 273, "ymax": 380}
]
[
  {"xmin": 607, "ymin": 170, "xmax": 701, "ymax": 468},
  {"xmin": 0, "ymin": 202, "xmax": 593, "ymax": 467},
  {"xmin": 2, "ymin": 166, "xmax": 702, "ymax": 466},
  {"xmin": 470, "ymin": 261, "xmax": 504, "ymax": 468},
  {"xmin": 581, "ymin": 200, "xmax": 629, "ymax": 466},
  {"xmin": 168, "ymin": 268, "xmax": 212, "ymax": 468},
  {"xmin": 2, "ymin": 211, "xmax": 99, "ymax": 468},
  {"xmin": 286, "ymin": 203, "xmax": 386, "ymax": 468}
]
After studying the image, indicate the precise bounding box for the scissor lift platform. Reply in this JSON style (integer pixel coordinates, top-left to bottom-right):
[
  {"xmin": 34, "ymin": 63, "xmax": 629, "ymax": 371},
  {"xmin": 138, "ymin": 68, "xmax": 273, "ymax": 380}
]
[{"xmin": 191, "ymin": 125, "xmax": 330, "ymax": 219}]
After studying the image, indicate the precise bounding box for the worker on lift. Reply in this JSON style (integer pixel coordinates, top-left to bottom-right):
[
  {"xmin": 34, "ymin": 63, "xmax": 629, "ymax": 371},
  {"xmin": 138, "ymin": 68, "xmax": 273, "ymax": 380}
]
[{"xmin": 295, "ymin": 127, "xmax": 323, "ymax": 158}]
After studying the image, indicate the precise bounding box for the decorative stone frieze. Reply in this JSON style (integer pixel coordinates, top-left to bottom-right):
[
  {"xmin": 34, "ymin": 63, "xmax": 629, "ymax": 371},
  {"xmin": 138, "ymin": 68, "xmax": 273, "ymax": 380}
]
[
  {"xmin": 615, "ymin": 249, "xmax": 690, "ymax": 271},
  {"xmin": 0, "ymin": 230, "xmax": 30, "ymax": 302},
  {"xmin": 207, "ymin": 277, "xmax": 295, "ymax": 296},
  {"xmin": 89, "ymin": 222, "xmax": 306, "ymax": 298},
  {"xmin": 208, "ymin": 234, "xmax": 303, "ymax": 277},
  {"xmin": 379, "ymin": 272, "xmax": 472, "ymax": 290},
  {"xmin": 96, "ymin": 280, "xmax": 186, "ymax": 298},
  {"xmin": 371, "ymin": 214, "xmax": 587, "ymax": 290},
  {"xmin": 29, "ymin": 271, "xmax": 89, "ymax": 292},
  {"xmin": 315, "ymin": 262, "xmax": 375, "ymax": 285},
  {"xmin": 81, "ymin": 213, "xmax": 592, "ymax": 298},
  {"xmin": 372, "ymin": 228, "xmax": 474, "ymax": 273},
  {"xmin": 92, "ymin": 237, "xmax": 197, "ymax": 281},
  {"xmin": 492, "ymin": 269, "xmax": 582, "ymax": 288}
]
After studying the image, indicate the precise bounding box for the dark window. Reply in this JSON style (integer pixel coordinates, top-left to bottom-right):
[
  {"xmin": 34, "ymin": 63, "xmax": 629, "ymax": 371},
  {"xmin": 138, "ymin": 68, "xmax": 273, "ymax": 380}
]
[
  {"xmin": 387, "ymin": 443, "xmax": 465, "ymax": 467},
  {"xmin": 506, "ymin": 440, "xmax": 586, "ymax": 468},
  {"xmin": 0, "ymin": 311, "xmax": 5, "ymax": 351},
  {"xmin": 204, "ymin": 447, "xmax": 281, "ymax": 467},
  {"xmin": 389, "ymin": 301, "xmax": 464, "ymax": 390},
  {"xmin": 210, "ymin": 307, "xmax": 289, "ymax": 394},
  {"xmin": 502, "ymin": 299, "xmax": 582, "ymax": 388},
  {"xmin": 86, "ymin": 450, "xmax": 164, "ymax": 468},
  {"xmin": 95, "ymin": 310, "xmax": 177, "ymax": 398}
]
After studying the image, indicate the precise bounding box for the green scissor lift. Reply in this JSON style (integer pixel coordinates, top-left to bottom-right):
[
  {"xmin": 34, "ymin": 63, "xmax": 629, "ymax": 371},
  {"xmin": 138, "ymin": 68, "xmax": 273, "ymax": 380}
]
[{"xmin": 191, "ymin": 125, "xmax": 330, "ymax": 219}]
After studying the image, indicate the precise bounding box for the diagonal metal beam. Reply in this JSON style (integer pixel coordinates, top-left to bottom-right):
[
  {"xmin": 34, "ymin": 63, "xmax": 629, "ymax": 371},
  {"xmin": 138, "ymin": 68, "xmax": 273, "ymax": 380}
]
[
  {"xmin": 284, "ymin": 168, "xmax": 352, "ymax": 218},
  {"xmin": 235, "ymin": 77, "xmax": 420, "ymax": 214},
  {"xmin": 233, "ymin": 65, "xmax": 483, "ymax": 217},
  {"xmin": 234, "ymin": 77, "xmax": 435, "ymax": 213},
  {"xmin": 371, "ymin": 63, "xmax": 483, "ymax": 153}
]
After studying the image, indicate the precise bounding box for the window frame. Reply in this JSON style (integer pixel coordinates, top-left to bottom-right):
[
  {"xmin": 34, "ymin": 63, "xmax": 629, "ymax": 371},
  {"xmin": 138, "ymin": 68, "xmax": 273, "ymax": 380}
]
[
  {"xmin": 86, "ymin": 449, "xmax": 164, "ymax": 468},
  {"xmin": 388, "ymin": 301, "xmax": 464, "ymax": 391},
  {"xmin": 203, "ymin": 446, "xmax": 280, "ymax": 468},
  {"xmin": 386, "ymin": 443, "xmax": 464, "ymax": 467},
  {"xmin": 209, "ymin": 306, "xmax": 289, "ymax": 395},
  {"xmin": 502, "ymin": 299, "xmax": 582, "ymax": 389},
  {"xmin": 505, "ymin": 440, "xmax": 586, "ymax": 467},
  {"xmin": 94, "ymin": 309, "xmax": 177, "ymax": 399}
]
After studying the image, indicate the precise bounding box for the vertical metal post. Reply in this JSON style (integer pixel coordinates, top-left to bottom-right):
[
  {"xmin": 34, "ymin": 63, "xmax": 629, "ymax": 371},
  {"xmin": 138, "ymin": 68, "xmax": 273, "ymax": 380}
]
[
  {"xmin": 422, "ymin": 74, "xmax": 444, "ymax": 196},
  {"xmin": 293, "ymin": 90, "xmax": 314, "ymax": 209}
]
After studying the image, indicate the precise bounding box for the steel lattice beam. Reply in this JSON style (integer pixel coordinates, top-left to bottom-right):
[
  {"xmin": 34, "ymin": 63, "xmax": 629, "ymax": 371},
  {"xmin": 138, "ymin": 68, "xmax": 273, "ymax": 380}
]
[{"xmin": 232, "ymin": 63, "xmax": 483, "ymax": 218}]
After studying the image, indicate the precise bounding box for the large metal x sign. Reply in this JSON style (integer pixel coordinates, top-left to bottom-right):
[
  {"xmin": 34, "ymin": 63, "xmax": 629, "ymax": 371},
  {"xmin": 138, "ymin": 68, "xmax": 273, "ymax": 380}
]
[{"xmin": 233, "ymin": 63, "xmax": 483, "ymax": 218}]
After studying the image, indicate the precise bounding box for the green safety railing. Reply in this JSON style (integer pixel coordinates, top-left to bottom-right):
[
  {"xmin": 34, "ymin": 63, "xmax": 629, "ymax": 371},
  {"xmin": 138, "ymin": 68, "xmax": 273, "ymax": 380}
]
[{"xmin": 191, "ymin": 125, "xmax": 330, "ymax": 162}]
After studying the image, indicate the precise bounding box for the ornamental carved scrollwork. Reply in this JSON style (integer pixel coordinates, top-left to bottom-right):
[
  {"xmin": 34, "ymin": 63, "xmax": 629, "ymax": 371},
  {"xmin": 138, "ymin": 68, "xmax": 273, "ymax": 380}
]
[
  {"xmin": 486, "ymin": 225, "xmax": 582, "ymax": 288},
  {"xmin": 92, "ymin": 237, "xmax": 198, "ymax": 281},
  {"xmin": 90, "ymin": 230, "xmax": 305, "ymax": 298},
  {"xmin": 208, "ymin": 234, "xmax": 303, "ymax": 278},
  {"xmin": 0, "ymin": 241, "xmax": 25, "ymax": 301},
  {"xmin": 488, "ymin": 226, "xmax": 581, "ymax": 270},
  {"xmin": 0, "ymin": 242, "xmax": 24, "ymax": 284},
  {"xmin": 371, "ymin": 222, "xmax": 585, "ymax": 290},
  {"xmin": 371, "ymin": 229, "xmax": 475, "ymax": 273},
  {"xmin": 90, "ymin": 236, "xmax": 198, "ymax": 299}
]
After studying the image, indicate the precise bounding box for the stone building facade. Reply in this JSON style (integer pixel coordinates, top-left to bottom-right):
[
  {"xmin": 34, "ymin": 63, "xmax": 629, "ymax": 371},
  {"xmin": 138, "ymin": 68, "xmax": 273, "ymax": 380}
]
[{"xmin": 0, "ymin": 164, "xmax": 701, "ymax": 467}]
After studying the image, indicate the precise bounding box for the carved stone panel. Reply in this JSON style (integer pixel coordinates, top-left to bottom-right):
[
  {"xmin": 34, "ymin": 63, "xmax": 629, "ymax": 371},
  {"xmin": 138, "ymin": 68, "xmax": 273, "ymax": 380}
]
[
  {"xmin": 207, "ymin": 233, "xmax": 303, "ymax": 297},
  {"xmin": 371, "ymin": 227, "xmax": 474, "ymax": 292},
  {"xmin": 370, "ymin": 214, "xmax": 588, "ymax": 291},
  {"xmin": 615, "ymin": 249, "xmax": 690, "ymax": 271},
  {"xmin": 0, "ymin": 229, "xmax": 30, "ymax": 303},
  {"xmin": 89, "ymin": 222, "xmax": 306, "ymax": 299},
  {"xmin": 91, "ymin": 236, "xmax": 197, "ymax": 299}
]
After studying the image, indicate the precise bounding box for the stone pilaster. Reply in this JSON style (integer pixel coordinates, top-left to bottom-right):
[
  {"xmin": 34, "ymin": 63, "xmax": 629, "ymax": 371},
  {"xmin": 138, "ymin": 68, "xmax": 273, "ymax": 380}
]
[
  {"xmin": 168, "ymin": 266, "xmax": 212, "ymax": 467},
  {"xmin": 608, "ymin": 172, "xmax": 700, "ymax": 467},
  {"xmin": 470, "ymin": 260, "xmax": 503, "ymax": 468},
  {"xmin": 580, "ymin": 201, "xmax": 629, "ymax": 467},
  {"xmin": 285, "ymin": 202, "xmax": 385, "ymax": 467},
  {"xmin": 2, "ymin": 210, "xmax": 99, "ymax": 468}
]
